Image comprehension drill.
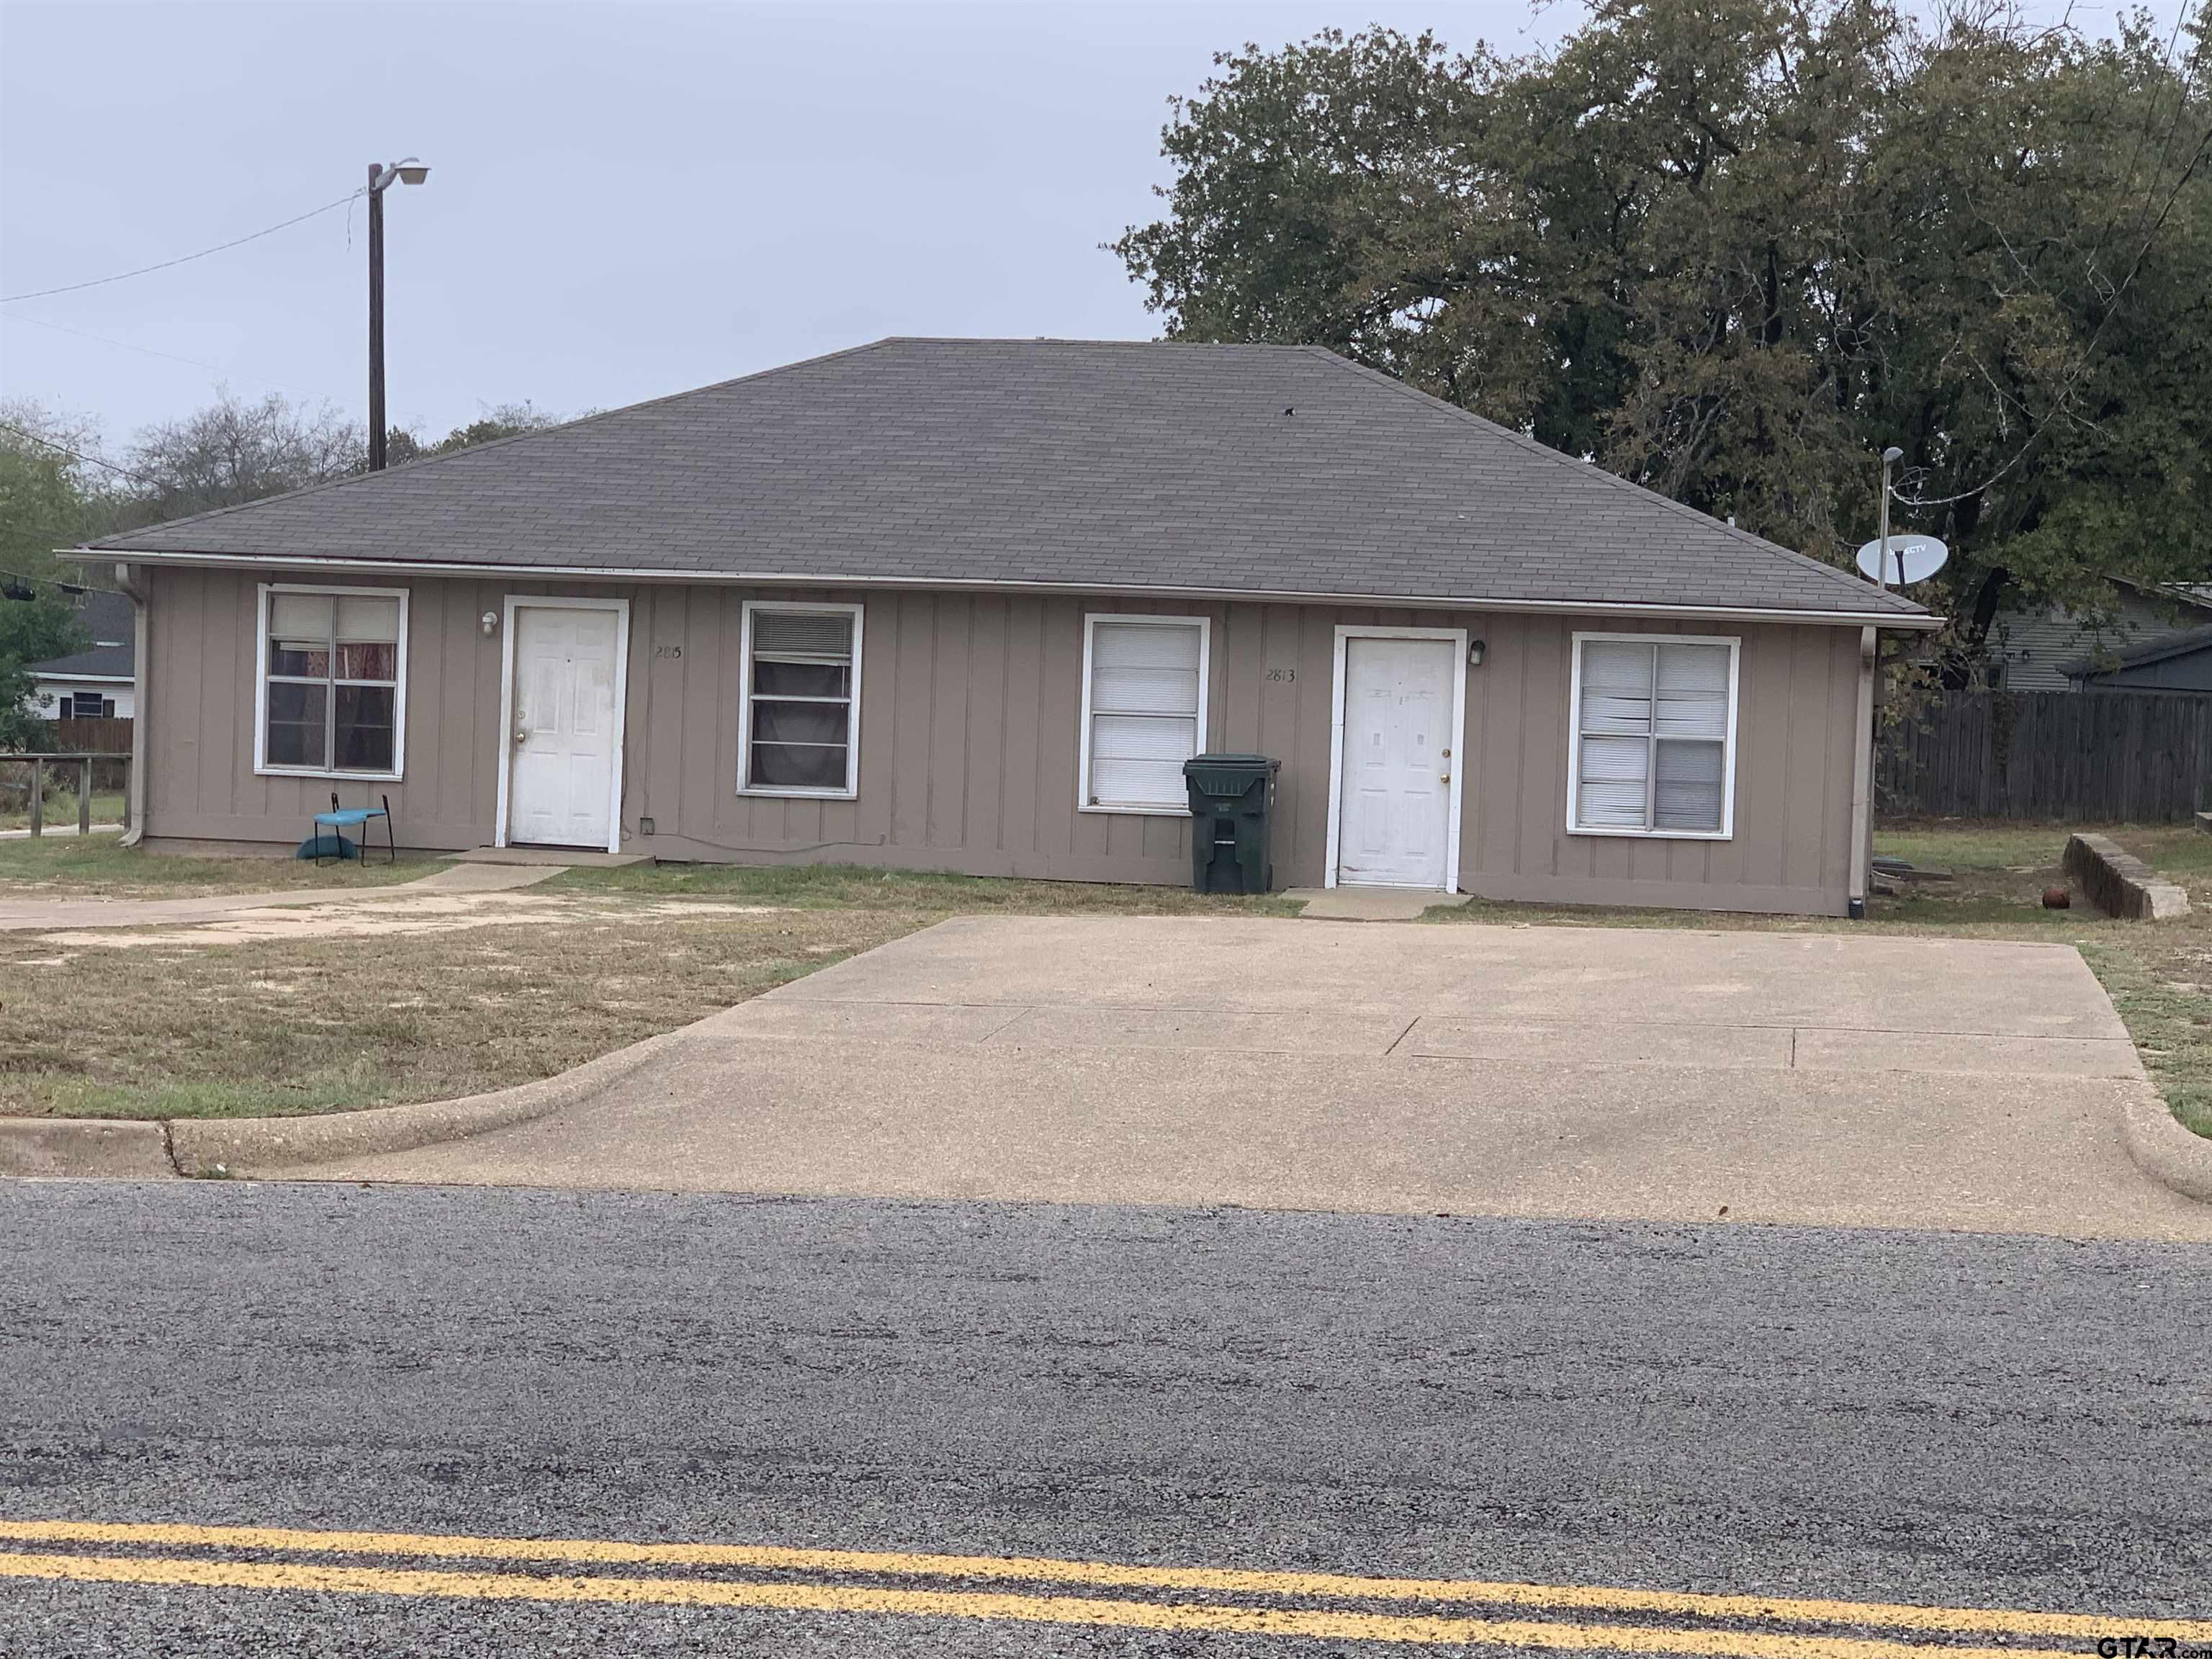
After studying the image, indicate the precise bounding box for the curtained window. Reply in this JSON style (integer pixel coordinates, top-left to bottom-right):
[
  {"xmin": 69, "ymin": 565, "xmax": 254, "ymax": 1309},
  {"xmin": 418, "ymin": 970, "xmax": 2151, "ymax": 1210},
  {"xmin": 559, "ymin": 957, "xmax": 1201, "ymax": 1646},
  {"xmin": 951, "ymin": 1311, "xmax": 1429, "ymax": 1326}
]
[
  {"xmin": 258, "ymin": 587, "xmax": 405, "ymax": 777},
  {"xmin": 739, "ymin": 603, "xmax": 863, "ymax": 796}
]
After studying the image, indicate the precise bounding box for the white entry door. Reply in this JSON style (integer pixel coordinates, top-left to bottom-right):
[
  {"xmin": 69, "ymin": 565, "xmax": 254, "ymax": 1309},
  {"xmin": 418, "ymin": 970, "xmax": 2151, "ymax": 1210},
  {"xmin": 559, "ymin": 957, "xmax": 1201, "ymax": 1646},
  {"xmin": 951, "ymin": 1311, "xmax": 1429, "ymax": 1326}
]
[
  {"xmin": 1334, "ymin": 635, "xmax": 1460, "ymax": 889},
  {"xmin": 505, "ymin": 602, "xmax": 624, "ymax": 850}
]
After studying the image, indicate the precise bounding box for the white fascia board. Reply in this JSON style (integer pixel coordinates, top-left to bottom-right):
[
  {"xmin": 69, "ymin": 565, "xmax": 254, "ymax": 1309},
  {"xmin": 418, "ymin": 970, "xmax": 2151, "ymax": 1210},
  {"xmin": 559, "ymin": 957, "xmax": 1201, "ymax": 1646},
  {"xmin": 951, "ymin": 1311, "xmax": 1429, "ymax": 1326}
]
[{"xmin": 91, "ymin": 547, "xmax": 1945, "ymax": 631}]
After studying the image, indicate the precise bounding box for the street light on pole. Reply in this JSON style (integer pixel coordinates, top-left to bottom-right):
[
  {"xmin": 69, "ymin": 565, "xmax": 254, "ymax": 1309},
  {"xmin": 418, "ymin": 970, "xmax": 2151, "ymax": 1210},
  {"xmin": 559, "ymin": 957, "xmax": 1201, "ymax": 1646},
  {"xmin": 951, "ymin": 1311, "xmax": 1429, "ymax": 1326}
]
[
  {"xmin": 1875, "ymin": 446, "xmax": 1903, "ymax": 592},
  {"xmin": 366, "ymin": 157, "xmax": 430, "ymax": 472}
]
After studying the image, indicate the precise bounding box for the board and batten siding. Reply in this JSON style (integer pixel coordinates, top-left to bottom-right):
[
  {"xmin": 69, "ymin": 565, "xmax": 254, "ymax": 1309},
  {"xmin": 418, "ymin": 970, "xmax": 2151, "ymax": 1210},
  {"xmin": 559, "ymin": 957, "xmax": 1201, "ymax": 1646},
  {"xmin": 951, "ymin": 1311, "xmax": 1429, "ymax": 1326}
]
[
  {"xmin": 140, "ymin": 565, "xmax": 583, "ymax": 851},
  {"xmin": 140, "ymin": 567, "xmax": 1860, "ymax": 913}
]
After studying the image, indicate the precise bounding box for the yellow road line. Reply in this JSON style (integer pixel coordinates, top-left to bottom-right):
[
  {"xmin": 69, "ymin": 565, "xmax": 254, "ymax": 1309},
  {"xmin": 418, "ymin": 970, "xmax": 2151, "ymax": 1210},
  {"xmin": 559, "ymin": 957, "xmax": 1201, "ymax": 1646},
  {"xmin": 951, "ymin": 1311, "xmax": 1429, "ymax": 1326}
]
[
  {"xmin": 1, "ymin": 1520, "xmax": 2199, "ymax": 1642},
  {"xmin": 0, "ymin": 1550, "xmax": 2092, "ymax": 1658}
]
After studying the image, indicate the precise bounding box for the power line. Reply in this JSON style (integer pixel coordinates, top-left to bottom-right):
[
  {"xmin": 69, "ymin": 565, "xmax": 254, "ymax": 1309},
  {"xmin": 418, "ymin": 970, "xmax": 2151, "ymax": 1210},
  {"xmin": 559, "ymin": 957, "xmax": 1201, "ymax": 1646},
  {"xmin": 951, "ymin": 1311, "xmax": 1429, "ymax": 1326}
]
[
  {"xmin": 0, "ymin": 565, "xmax": 120, "ymax": 596},
  {"xmin": 1893, "ymin": 102, "xmax": 2212, "ymax": 512},
  {"xmin": 0, "ymin": 419, "xmax": 159, "ymax": 489},
  {"xmin": 0, "ymin": 191, "xmax": 364, "ymax": 305},
  {"xmin": 1884, "ymin": 0, "xmax": 2208, "ymax": 513},
  {"xmin": 0, "ymin": 309, "xmax": 346, "ymax": 402},
  {"xmin": 2070, "ymin": 0, "xmax": 2195, "ymax": 301}
]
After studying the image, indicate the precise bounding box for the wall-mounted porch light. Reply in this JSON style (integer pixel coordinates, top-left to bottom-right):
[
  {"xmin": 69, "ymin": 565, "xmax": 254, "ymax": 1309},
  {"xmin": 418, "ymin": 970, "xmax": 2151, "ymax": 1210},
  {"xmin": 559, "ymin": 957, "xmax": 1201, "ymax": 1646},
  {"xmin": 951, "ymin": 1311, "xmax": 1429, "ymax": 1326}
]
[{"xmin": 1468, "ymin": 639, "xmax": 1486, "ymax": 667}]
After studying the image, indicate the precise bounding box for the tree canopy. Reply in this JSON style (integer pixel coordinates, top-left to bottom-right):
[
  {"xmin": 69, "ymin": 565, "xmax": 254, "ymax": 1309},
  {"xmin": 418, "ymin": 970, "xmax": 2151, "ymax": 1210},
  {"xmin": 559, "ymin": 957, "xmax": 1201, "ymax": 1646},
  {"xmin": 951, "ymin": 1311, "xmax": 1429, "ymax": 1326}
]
[
  {"xmin": 124, "ymin": 392, "xmax": 366, "ymax": 526},
  {"xmin": 1115, "ymin": 0, "xmax": 2212, "ymax": 659},
  {"xmin": 387, "ymin": 400, "xmax": 565, "ymax": 467},
  {"xmin": 1, "ymin": 391, "xmax": 566, "ymax": 745},
  {"xmin": 121, "ymin": 393, "xmax": 572, "ymax": 526},
  {"xmin": 0, "ymin": 404, "xmax": 107, "ymax": 746}
]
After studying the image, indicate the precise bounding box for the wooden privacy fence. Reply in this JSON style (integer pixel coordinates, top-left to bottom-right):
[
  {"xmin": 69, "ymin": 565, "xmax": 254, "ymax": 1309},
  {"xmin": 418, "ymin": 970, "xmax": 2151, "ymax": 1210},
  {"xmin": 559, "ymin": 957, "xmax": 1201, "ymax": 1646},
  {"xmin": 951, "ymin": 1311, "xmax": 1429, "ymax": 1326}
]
[
  {"xmin": 54, "ymin": 715, "xmax": 132, "ymax": 752},
  {"xmin": 1878, "ymin": 690, "xmax": 2212, "ymax": 821}
]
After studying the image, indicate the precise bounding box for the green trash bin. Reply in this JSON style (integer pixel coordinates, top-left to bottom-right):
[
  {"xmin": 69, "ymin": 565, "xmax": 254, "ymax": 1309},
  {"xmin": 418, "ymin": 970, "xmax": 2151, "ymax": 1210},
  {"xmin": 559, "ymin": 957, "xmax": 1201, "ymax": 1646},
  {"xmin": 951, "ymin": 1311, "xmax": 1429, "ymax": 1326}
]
[{"xmin": 1183, "ymin": 753, "xmax": 1280, "ymax": 894}]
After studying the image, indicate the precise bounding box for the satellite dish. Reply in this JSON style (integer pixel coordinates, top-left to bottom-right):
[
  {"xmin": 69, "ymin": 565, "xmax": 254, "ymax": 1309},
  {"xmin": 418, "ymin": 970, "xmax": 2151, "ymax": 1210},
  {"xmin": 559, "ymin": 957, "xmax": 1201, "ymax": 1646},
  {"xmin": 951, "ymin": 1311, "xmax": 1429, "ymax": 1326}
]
[{"xmin": 1856, "ymin": 533, "xmax": 1948, "ymax": 586}]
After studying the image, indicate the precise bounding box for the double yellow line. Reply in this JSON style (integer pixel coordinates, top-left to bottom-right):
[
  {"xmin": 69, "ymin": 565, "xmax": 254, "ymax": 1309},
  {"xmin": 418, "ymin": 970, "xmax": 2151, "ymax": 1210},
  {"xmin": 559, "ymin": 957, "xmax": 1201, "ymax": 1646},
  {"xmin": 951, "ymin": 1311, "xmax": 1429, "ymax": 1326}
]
[{"xmin": 2, "ymin": 1519, "xmax": 2202, "ymax": 1655}]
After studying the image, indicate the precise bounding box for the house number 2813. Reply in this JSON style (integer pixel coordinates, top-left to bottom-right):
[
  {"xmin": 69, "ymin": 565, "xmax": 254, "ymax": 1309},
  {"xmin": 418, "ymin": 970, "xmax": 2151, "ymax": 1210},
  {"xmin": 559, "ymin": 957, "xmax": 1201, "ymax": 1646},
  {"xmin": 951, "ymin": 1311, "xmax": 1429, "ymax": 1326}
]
[{"xmin": 1264, "ymin": 667, "xmax": 1296, "ymax": 682}]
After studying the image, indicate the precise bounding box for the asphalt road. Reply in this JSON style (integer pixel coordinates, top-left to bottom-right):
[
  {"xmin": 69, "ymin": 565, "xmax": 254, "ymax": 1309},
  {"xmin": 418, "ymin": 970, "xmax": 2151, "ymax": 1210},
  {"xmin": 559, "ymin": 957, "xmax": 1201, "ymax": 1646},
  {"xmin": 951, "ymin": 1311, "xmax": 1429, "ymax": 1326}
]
[{"xmin": 0, "ymin": 1180, "xmax": 2206, "ymax": 1656}]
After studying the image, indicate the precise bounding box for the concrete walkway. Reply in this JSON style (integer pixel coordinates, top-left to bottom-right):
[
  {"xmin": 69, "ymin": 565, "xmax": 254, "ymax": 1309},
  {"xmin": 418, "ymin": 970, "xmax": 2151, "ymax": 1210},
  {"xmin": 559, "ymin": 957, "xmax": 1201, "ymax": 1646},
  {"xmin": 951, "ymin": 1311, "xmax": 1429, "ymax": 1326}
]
[
  {"xmin": 446, "ymin": 846, "xmax": 650, "ymax": 868},
  {"xmin": 286, "ymin": 914, "xmax": 2211, "ymax": 1242},
  {"xmin": 0, "ymin": 860, "xmax": 559, "ymax": 933},
  {"xmin": 1283, "ymin": 886, "xmax": 1469, "ymax": 920}
]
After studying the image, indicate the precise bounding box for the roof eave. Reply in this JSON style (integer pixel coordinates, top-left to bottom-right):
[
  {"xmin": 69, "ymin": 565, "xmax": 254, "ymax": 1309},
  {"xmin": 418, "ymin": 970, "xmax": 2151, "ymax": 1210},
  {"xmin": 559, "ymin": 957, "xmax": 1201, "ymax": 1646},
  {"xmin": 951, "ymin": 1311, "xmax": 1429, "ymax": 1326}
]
[
  {"xmin": 94, "ymin": 545, "xmax": 1940, "ymax": 630},
  {"xmin": 2059, "ymin": 632, "xmax": 2212, "ymax": 677}
]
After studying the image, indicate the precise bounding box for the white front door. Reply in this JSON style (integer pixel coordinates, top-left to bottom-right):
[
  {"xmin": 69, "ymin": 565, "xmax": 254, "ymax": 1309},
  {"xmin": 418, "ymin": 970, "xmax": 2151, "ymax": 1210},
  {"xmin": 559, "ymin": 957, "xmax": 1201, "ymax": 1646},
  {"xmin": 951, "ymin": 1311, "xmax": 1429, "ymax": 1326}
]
[
  {"xmin": 1335, "ymin": 635, "xmax": 1457, "ymax": 889},
  {"xmin": 507, "ymin": 603, "xmax": 621, "ymax": 848}
]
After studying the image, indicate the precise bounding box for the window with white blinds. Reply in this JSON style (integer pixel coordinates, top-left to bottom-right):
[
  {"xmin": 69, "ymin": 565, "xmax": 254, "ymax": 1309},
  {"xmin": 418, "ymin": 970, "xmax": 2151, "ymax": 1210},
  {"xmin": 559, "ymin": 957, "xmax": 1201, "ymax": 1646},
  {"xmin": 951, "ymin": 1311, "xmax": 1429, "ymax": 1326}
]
[
  {"xmin": 1569, "ymin": 634, "xmax": 1737, "ymax": 837},
  {"xmin": 739, "ymin": 601, "xmax": 863, "ymax": 796},
  {"xmin": 1080, "ymin": 615, "xmax": 1210, "ymax": 813},
  {"xmin": 255, "ymin": 585, "xmax": 408, "ymax": 777}
]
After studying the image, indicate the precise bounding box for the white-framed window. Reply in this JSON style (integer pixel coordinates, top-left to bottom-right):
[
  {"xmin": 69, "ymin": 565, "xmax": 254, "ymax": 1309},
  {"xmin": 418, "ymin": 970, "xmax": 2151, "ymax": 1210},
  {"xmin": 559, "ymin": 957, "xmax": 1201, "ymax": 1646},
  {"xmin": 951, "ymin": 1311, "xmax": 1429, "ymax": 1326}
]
[
  {"xmin": 1567, "ymin": 632, "xmax": 1738, "ymax": 839},
  {"xmin": 737, "ymin": 601, "xmax": 863, "ymax": 798},
  {"xmin": 1079, "ymin": 613, "xmax": 1210, "ymax": 814},
  {"xmin": 254, "ymin": 583, "xmax": 408, "ymax": 779}
]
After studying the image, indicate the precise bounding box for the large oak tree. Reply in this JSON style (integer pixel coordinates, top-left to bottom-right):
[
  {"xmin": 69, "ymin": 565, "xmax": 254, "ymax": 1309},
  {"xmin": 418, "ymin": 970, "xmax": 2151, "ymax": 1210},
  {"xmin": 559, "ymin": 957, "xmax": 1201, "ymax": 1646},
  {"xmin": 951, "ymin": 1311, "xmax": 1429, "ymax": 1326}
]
[{"xmin": 1115, "ymin": 0, "xmax": 2212, "ymax": 662}]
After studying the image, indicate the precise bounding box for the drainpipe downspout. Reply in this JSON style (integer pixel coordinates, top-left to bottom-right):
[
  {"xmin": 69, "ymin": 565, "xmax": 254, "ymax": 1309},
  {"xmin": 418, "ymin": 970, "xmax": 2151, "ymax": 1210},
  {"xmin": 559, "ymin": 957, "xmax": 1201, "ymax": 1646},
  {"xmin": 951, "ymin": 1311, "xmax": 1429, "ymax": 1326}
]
[
  {"xmin": 114, "ymin": 560, "xmax": 148, "ymax": 848},
  {"xmin": 1846, "ymin": 624, "xmax": 1876, "ymax": 919}
]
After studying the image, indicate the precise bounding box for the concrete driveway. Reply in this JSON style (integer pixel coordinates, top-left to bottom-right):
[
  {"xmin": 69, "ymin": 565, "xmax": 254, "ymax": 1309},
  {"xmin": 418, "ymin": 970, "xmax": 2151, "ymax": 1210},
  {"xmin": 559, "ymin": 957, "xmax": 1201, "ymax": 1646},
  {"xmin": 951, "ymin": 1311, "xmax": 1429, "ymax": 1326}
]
[{"xmin": 295, "ymin": 915, "xmax": 2211, "ymax": 1241}]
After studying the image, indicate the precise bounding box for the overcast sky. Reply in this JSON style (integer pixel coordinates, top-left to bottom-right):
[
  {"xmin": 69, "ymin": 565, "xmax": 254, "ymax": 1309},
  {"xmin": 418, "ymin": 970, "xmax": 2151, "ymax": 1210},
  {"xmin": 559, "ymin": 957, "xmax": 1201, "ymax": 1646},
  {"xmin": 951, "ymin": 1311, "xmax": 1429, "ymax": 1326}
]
[{"xmin": 0, "ymin": 0, "xmax": 1593, "ymax": 451}]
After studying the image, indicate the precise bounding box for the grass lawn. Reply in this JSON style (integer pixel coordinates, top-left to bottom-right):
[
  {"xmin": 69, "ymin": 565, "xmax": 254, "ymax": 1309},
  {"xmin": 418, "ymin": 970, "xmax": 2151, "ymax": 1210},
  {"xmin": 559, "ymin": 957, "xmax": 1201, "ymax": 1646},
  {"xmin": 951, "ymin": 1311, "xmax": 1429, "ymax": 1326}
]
[
  {"xmin": 0, "ymin": 788, "xmax": 127, "ymax": 832},
  {"xmin": 546, "ymin": 858, "xmax": 1309, "ymax": 916},
  {"xmin": 0, "ymin": 835, "xmax": 432, "ymax": 899},
  {"xmin": 1432, "ymin": 819, "xmax": 2212, "ymax": 1138}
]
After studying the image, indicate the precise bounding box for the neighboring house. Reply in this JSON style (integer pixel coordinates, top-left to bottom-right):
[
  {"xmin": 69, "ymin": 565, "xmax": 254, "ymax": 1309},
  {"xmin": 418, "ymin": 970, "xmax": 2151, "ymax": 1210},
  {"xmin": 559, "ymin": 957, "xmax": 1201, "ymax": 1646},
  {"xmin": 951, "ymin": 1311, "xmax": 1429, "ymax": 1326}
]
[
  {"xmin": 22, "ymin": 587, "xmax": 136, "ymax": 722},
  {"xmin": 2062, "ymin": 622, "xmax": 2212, "ymax": 693},
  {"xmin": 1990, "ymin": 583, "xmax": 2212, "ymax": 691},
  {"xmin": 82, "ymin": 338, "xmax": 1933, "ymax": 915}
]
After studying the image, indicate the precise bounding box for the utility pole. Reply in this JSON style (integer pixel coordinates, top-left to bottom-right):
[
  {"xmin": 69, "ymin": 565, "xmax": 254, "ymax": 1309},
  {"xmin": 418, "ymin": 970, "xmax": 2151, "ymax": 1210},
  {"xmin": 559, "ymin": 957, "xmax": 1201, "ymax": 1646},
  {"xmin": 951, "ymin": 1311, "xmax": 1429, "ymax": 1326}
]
[
  {"xmin": 1863, "ymin": 444, "xmax": 1906, "ymax": 911},
  {"xmin": 364, "ymin": 158, "xmax": 430, "ymax": 472},
  {"xmin": 367, "ymin": 163, "xmax": 386, "ymax": 472},
  {"xmin": 1876, "ymin": 446, "xmax": 1902, "ymax": 591}
]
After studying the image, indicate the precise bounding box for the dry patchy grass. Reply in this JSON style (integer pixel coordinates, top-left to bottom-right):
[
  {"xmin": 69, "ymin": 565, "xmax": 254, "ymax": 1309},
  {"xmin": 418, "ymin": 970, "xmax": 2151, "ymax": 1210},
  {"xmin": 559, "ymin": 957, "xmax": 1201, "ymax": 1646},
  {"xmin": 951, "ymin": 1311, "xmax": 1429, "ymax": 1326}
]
[
  {"xmin": 547, "ymin": 859, "xmax": 1308, "ymax": 917},
  {"xmin": 0, "ymin": 904, "xmax": 920, "ymax": 1120},
  {"xmin": 0, "ymin": 835, "xmax": 432, "ymax": 899}
]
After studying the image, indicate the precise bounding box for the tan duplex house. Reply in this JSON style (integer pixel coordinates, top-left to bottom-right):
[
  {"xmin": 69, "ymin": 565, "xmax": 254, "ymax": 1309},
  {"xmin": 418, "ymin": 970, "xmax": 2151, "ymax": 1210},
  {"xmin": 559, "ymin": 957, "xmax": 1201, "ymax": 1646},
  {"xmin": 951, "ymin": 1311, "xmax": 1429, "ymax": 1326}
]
[{"xmin": 84, "ymin": 338, "xmax": 1936, "ymax": 916}]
